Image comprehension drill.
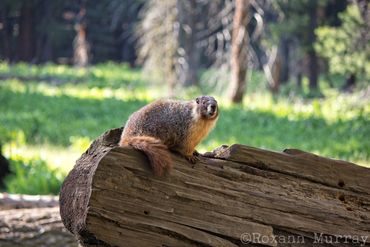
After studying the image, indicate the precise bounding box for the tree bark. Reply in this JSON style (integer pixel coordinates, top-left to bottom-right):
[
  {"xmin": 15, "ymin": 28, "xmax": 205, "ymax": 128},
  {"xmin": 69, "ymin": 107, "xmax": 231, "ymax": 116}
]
[
  {"xmin": 35, "ymin": 0, "xmax": 54, "ymax": 63},
  {"xmin": 0, "ymin": 207, "xmax": 77, "ymax": 247},
  {"xmin": 0, "ymin": 152, "xmax": 10, "ymax": 188},
  {"xmin": 356, "ymin": 0, "xmax": 369, "ymax": 51},
  {"xmin": 60, "ymin": 128, "xmax": 370, "ymax": 247},
  {"xmin": 0, "ymin": 2, "xmax": 11, "ymax": 61},
  {"xmin": 270, "ymin": 53, "xmax": 281, "ymax": 94},
  {"xmin": 17, "ymin": 3, "xmax": 35, "ymax": 62},
  {"xmin": 307, "ymin": 6, "xmax": 319, "ymax": 92},
  {"xmin": 279, "ymin": 37, "xmax": 290, "ymax": 84},
  {"xmin": 73, "ymin": 1, "xmax": 89, "ymax": 67},
  {"xmin": 228, "ymin": 0, "xmax": 250, "ymax": 103},
  {"xmin": 263, "ymin": 46, "xmax": 281, "ymax": 94},
  {"xmin": 342, "ymin": 73, "xmax": 356, "ymax": 92}
]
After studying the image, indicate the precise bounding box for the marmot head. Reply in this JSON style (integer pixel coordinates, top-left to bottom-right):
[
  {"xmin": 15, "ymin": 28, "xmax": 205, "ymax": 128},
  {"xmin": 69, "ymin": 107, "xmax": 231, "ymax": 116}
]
[{"xmin": 195, "ymin": 96, "xmax": 218, "ymax": 120}]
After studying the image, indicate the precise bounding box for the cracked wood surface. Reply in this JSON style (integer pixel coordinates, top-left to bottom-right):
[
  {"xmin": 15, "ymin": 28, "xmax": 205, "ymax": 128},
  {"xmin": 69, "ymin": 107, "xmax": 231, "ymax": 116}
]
[
  {"xmin": 60, "ymin": 128, "xmax": 370, "ymax": 246},
  {"xmin": 0, "ymin": 207, "xmax": 77, "ymax": 247}
]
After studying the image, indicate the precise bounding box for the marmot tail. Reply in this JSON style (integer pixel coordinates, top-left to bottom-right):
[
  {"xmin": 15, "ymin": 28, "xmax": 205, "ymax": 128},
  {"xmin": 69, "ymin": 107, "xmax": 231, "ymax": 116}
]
[{"xmin": 120, "ymin": 136, "xmax": 172, "ymax": 176}]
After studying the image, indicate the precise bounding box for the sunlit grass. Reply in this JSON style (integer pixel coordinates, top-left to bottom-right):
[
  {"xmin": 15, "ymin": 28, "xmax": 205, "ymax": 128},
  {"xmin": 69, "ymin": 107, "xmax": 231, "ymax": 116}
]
[
  {"xmin": 3, "ymin": 144, "xmax": 79, "ymax": 173},
  {"xmin": 3, "ymin": 78, "xmax": 159, "ymax": 102}
]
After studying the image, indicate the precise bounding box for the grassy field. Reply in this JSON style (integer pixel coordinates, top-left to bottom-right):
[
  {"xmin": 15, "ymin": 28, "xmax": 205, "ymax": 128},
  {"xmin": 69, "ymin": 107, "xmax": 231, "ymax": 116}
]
[{"xmin": 0, "ymin": 62, "xmax": 369, "ymax": 194}]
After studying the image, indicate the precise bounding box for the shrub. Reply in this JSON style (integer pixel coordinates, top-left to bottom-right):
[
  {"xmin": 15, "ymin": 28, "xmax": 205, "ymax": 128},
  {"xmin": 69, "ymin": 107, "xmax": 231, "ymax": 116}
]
[{"xmin": 5, "ymin": 156, "xmax": 64, "ymax": 195}]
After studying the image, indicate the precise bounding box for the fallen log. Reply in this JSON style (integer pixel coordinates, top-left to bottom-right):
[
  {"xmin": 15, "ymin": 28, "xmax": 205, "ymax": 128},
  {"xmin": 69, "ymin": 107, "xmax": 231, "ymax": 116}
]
[
  {"xmin": 0, "ymin": 193, "xmax": 59, "ymax": 210},
  {"xmin": 0, "ymin": 207, "xmax": 77, "ymax": 247},
  {"xmin": 60, "ymin": 128, "xmax": 370, "ymax": 246}
]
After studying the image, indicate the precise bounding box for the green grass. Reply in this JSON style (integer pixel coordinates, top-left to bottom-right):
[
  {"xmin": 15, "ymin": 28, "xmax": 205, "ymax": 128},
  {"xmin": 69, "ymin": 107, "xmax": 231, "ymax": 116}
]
[
  {"xmin": 0, "ymin": 62, "xmax": 369, "ymax": 194},
  {"xmin": 5, "ymin": 156, "xmax": 64, "ymax": 195}
]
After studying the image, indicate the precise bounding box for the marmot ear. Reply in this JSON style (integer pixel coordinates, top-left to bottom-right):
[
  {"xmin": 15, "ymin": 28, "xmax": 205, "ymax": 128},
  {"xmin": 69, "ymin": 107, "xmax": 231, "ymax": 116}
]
[{"xmin": 195, "ymin": 97, "xmax": 200, "ymax": 104}]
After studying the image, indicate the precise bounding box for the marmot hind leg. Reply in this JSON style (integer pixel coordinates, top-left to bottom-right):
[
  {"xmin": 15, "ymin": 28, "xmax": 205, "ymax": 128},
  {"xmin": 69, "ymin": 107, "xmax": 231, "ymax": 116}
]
[
  {"xmin": 187, "ymin": 151, "xmax": 200, "ymax": 164},
  {"xmin": 172, "ymin": 149, "xmax": 200, "ymax": 164}
]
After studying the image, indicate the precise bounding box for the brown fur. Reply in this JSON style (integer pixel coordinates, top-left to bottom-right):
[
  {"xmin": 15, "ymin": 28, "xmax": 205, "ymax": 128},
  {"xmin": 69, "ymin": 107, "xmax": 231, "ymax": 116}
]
[
  {"xmin": 184, "ymin": 115, "xmax": 218, "ymax": 156},
  {"xmin": 119, "ymin": 96, "xmax": 218, "ymax": 176},
  {"xmin": 119, "ymin": 136, "xmax": 172, "ymax": 176}
]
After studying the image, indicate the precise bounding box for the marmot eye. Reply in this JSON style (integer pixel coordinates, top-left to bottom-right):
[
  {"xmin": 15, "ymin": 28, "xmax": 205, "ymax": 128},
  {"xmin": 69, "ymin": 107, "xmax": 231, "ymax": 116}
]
[{"xmin": 196, "ymin": 98, "xmax": 200, "ymax": 104}]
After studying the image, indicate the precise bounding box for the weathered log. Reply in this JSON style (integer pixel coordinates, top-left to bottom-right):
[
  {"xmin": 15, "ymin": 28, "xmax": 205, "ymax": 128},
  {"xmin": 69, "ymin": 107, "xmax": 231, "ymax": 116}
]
[
  {"xmin": 0, "ymin": 207, "xmax": 77, "ymax": 247},
  {"xmin": 0, "ymin": 193, "xmax": 59, "ymax": 210},
  {"xmin": 60, "ymin": 128, "xmax": 370, "ymax": 246}
]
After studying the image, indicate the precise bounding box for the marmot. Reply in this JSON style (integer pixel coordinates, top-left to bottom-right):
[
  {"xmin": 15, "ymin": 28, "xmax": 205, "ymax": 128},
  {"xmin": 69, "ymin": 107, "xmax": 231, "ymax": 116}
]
[{"xmin": 119, "ymin": 96, "xmax": 219, "ymax": 176}]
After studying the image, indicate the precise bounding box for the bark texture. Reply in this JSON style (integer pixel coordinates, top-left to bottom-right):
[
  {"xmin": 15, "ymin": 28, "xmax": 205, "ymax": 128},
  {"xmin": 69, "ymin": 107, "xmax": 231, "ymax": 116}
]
[
  {"xmin": 60, "ymin": 128, "xmax": 370, "ymax": 247},
  {"xmin": 228, "ymin": 0, "xmax": 250, "ymax": 103},
  {"xmin": 177, "ymin": 0, "xmax": 201, "ymax": 87},
  {"xmin": 0, "ymin": 152, "xmax": 10, "ymax": 188},
  {"xmin": 17, "ymin": 3, "xmax": 34, "ymax": 61},
  {"xmin": 0, "ymin": 207, "xmax": 77, "ymax": 247},
  {"xmin": 307, "ymin": 5, "xmax": 319, "ymax": 91},
  {"xmin": 73, "ymin": 1, "xmax": 89, "ymax": 67}
]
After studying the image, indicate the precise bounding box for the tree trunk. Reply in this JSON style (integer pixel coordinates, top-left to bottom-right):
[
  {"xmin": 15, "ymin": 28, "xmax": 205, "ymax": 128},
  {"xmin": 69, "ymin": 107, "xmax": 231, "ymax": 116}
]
[
  {"xmin": 60, "ymin": 128, "xmax": 370, "ymax": 247},
  {"xmin": 228, "ymin": 0, "xmax": 250, "ymax": 103},
  {"xmin": 73, "ymin": 1, "xmax": 89, "ymax": 67},
  {"xmin": 279, "ymin": 37, "xmax": 290, "ymax": 84},
  {"xmin": 0, "ymin": 152, "xmax": 10, "ymax": 188},
  {"xmin": 0, "ymin": 207, "xmax": 78, "ymax": 247},
  {"xmin": 0, "ymin": 3, "xmax": 11, "ymax": 61},
  {"xmin": 177, "ymin": 0, "xmax": 201, "ymax": 87},
  {"xmin": 271, "ymin": 53, "xmax": 281, "ymax": 94},
  {"xmin": 342, "ymin": 73, "xmax": 356, "ymax": 92},
  {"xmin": 263, "ymin": 46, "xmax": 281, "ymax": 94},
  {"xmin": 307, "ymin": 6, "xmax": 319, "ymax": 92},
  {"xmin": 356, "ymin": 0, "xmax": 369, "ymax": 51},
  {"xmin": 35, "ymin": 0, "xmax": 54, "ymax": 63},
  {"xmin": 17, "ymin": 3, "xmax": 34, "ymax": 62},
  {"xmin": 296, "ymin": 72, "xmax": 303, "ymax": 91}
]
